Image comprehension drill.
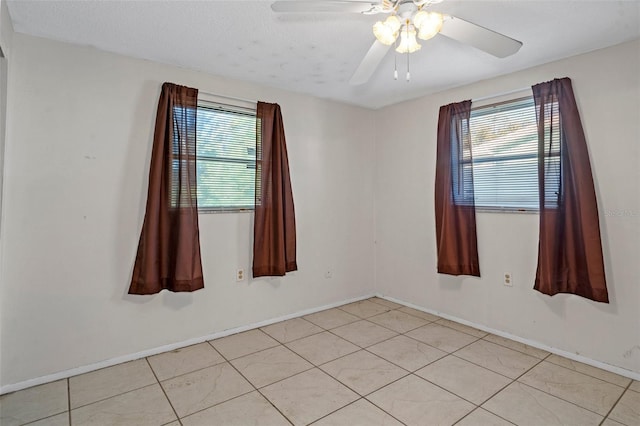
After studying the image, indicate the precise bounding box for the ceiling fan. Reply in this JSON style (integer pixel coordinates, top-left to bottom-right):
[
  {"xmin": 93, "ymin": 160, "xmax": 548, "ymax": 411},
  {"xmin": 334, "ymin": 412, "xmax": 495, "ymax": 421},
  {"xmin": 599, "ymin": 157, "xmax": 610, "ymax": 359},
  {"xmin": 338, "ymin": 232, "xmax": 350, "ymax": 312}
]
[{"xmin": 271, "ymin": 0, "xmax": 523, "ymax": 85}]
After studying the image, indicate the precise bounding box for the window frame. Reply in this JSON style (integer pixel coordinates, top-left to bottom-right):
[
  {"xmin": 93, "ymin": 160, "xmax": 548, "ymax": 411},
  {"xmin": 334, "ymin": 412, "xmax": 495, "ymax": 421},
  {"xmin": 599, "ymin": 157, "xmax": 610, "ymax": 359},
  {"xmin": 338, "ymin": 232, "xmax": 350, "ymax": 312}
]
[
  {"xmin": 460, "ymin": 95, "xmax": 554, "ymax": 214},
  {"xmin": 194, "ymin": 98, "xmax": 258, "ymax": 214}
]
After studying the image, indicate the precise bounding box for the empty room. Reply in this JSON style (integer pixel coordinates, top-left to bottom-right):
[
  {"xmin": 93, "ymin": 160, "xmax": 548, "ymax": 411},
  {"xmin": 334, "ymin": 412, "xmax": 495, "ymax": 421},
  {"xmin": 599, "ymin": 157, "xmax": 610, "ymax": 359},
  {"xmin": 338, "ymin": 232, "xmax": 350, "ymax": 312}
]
[{"xmin": 0, "ymin": 0, "xmax": 638, "ymax": 425}]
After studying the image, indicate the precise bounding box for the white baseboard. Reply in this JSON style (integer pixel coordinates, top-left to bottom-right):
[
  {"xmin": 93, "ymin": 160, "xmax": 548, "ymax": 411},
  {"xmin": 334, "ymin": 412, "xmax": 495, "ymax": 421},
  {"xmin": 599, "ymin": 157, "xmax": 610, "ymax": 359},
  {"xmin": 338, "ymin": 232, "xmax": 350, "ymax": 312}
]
[
  {"xmin": 0, "ymin": 293, "xmax": 375, "ymax": 395},
  {"xmin": 4, "ymin": 292, "xmax": 637, "ymax": 395},
  {"xmin": 378, "ymin": 294, "xmax": 640, "ymax": 382}
]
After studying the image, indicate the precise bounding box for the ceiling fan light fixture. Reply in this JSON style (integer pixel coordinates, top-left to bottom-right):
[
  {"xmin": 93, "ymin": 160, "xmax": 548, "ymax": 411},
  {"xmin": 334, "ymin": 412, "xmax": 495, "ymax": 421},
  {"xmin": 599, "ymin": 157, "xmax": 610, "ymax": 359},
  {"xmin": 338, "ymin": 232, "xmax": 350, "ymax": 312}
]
[
  {"xmin": 384, "ymin": 15, "xmax": 402, "ymax": 33},
  {"xmin": 373, "ymin": 21, "xmax": 396, "ymax": 45},
  {"xmin": 373, "ymin": 15, "xmax": 401, "ymax": 45},
  {"xmin": 414, "ymin": 11, "xmax": 443, "ymax": 41},
  {"xmin": 395, "ymin": 25, "xmax": 421, "ymax": 54}
]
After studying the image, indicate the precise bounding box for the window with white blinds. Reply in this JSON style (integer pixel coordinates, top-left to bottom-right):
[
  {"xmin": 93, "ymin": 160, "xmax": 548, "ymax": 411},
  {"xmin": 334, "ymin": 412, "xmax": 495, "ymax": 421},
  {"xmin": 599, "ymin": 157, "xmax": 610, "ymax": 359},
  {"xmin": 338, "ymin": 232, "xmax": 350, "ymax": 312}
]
[
  {"xmin": 462, "ymin": 96, "xmax": 557, "ymax": 211},
  {"xmin": 195, "ymin": 101, "xmax": 257, "ymax": 211}
]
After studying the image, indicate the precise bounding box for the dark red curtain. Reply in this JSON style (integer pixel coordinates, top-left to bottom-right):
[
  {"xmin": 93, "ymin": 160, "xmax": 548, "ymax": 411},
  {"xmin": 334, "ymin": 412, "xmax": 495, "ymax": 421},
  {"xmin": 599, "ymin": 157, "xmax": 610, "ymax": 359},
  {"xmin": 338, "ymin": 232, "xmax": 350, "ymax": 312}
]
[
  {"xmin": 532, "ymin": 78, "xmax": 608, "ymax": 303},
  {"xmin": 129, "ymin": 83, "xmax": 204, "ymax": 294},
  {"xmin": 434, "ymin": 100, "xmax": 480, "ymax": 276},
  {"xmin": 253, "ymin": 102, "xmax": 297, "ymax": 277}
]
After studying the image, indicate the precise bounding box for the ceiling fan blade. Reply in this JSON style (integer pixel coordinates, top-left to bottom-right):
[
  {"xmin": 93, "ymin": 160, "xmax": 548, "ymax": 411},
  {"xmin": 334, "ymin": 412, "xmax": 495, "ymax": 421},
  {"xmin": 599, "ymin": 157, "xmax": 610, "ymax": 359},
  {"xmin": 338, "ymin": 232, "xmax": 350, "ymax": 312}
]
[
  {"xmin": 439, "ymin": 16, "xmax": 522, "ymax": 58},
  {"xmin": 349, "ymin": 40, "xmax": 391, "ymax": 85},
  {"xmin": 271, "ymin": 1, "xmax": 379, "ymax": 13}
]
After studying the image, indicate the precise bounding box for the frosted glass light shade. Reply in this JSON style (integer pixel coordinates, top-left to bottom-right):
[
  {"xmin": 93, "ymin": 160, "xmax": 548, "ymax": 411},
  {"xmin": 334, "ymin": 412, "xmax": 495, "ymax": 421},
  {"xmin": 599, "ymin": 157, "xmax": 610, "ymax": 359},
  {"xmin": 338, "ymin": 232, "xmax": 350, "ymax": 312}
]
[
  {"xmin": 373, "ymin": 21, "xmax": 396, "ymax": 45},
  {"xmin": 414, "ymin": 11, "xmax": 443, "ymax": 41},
  {"xmin": 396, "ymin": 26, "xmax": 421, "ymax": 53},
  {"xmin": 373, "ymin": 15, "xmax": 401, "ymax": 45},
  {"xmin": 384, "ymin": 15, "xmax": 401, "ymax": 33}
]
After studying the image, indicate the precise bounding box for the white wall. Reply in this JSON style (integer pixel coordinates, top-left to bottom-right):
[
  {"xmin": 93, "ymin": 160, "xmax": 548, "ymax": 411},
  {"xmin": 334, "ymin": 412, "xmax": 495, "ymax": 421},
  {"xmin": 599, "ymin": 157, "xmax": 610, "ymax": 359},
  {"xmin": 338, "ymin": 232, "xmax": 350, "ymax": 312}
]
[
  {"xmin": 0, "ymin": 0, "xmax": 12, "ymax": 57},
  {"xmin": 0, "ymin": 0, "xmax": 14, "ymax": 392},
  {"xmin": 1, "ymin": 29, "xmax": 638, "ymax": 390},
  {"xmin": 374, "ymin": 40, "xmax": 640, "ymax": 374},
  {"xmin": 0, "ymin": 33, "xmax": 375, "ymax": 387},
  {"xmin": 0, "ymin": 0, "xmax": 13, "ymax": 231}
]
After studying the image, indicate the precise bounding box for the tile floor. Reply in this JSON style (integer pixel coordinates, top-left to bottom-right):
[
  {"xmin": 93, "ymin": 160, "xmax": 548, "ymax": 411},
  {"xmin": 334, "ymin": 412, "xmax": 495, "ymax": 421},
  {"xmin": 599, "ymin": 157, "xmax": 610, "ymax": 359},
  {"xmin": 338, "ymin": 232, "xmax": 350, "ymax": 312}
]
[{"xmin": 1, "ymin": 297, "xmax": 638, "ymax": 426}]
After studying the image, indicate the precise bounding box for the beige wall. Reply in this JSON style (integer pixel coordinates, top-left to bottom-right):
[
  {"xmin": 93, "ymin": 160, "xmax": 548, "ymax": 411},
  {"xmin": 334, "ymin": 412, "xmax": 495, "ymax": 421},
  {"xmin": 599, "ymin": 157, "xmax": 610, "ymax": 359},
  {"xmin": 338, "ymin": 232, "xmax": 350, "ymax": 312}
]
[
  {"xmin": 1, "ymin": 28, "xmax": 638, "ymax": 390},
  {"xmin": 0, "ymin": 0, "xmax": 12, "ymax": 57},
  {"xmin": 374, "ymin": 39, "xmax": 640, "ymax": 374},
  {"xmin": 0, "ymin": 33, "xmax": 376, "ymax": 387},
  {"xmin": 0, "ymin": 0, "xmax": 14, "ymax": 390},
  {"xmin": 0, "ymin": 0, "xmax": 13, "ymax": 221}
]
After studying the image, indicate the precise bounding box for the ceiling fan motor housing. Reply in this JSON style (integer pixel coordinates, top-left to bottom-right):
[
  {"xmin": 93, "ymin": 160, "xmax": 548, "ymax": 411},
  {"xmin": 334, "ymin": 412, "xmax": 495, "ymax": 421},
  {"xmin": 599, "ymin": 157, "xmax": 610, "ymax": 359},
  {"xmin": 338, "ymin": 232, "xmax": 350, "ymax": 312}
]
[{"xmin": 397, "ymin": 0, "xmax": 419, "ymax": 19}]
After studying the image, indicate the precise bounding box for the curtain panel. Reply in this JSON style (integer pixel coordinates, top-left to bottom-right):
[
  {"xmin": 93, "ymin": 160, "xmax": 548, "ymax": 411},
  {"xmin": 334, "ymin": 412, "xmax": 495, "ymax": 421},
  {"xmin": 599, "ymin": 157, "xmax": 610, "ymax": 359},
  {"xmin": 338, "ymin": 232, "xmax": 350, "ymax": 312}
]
[
  {"xmin": 253, "ymin": 102, "xmax": 297, "ymax": 277},
  {"xmin": 434, "ymin": 100, "xmax": 480, "ymax": 276},
  {"xmin": 532, "ymin": 77, "xmax": 608, "ymax": 303},
  {"xmin": 129, "ymin": 82, "xmax": 204, "ymax": 295}
]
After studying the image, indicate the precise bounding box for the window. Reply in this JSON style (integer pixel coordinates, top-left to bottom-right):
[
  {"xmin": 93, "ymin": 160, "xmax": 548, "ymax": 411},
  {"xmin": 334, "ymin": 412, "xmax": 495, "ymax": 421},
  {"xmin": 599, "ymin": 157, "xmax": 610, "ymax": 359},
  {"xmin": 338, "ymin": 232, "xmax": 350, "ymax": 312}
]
[
  {"xmin": 195, "ymin": 101, "xmax": 257, "ymax": 211},
  {"xmin": 454, "ymin": 96, "xmax": 560, "ymax": 211}
]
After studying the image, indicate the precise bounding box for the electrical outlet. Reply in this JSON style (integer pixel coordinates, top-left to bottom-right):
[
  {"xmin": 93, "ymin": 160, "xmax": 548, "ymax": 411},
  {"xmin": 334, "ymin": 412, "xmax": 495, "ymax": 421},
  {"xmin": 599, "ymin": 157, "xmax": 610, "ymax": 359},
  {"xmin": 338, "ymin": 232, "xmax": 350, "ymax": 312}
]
[
  {"xmin": 504, "ymin": 272, "xmax": 513, "ymax": 286},
  {"xmin": 237, "ymin": 269, "xmax": 245, "ymax": 282}
]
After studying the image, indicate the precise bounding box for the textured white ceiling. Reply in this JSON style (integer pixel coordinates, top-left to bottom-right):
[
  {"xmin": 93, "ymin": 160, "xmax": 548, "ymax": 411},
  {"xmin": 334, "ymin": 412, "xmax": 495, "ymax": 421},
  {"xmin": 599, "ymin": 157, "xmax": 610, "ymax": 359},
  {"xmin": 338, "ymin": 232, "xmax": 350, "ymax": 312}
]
[{"xmin": 6, "ymin": 0, "xmax": 640, "ymax": 109}]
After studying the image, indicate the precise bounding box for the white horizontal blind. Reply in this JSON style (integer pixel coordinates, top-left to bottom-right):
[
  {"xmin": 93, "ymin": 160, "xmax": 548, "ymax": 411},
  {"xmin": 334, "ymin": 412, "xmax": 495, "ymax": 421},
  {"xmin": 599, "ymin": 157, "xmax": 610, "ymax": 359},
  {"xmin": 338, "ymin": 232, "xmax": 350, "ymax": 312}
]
[
  {"xmin": 196, "ymin": 101, "xmax": 257, "ymax": 211},
  {"xmin": 539, "ymin": 99, "xmax": 562, "ymax": 209},
  {"xmin": 451, "ymin": 114, "xmax": 475, "ymax": 207},
  {"xmin": 468, "ymin": 97, "xmax": 541, "ymax": 210}
]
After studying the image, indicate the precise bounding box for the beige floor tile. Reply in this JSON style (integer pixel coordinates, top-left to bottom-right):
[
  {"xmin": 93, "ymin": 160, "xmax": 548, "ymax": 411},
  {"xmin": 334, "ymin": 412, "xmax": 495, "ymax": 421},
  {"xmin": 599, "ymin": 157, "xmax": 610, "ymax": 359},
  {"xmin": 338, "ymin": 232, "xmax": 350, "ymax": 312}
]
[
  {"xmin": 406, "ymin": 323, "xmax": 478, "ymax": 353},
  {"xmin": 483, "ymin": 334, "xmax": 550, "ymax": 359},
  {"xmin": 609, "ymin": 389, "xmax": 640, "ymax": 425},
  {"xmin": 313, "ymin": 398, "xmax": 403, "ymax": 426},
  {"xmin": 436, "ymin": 318, "xmax": 489, "ymax": 338},
  {"xmin": 163, "ymin": 422, "xmax": 181, "ymax": 426},
  {"xmin": 320, "ymin": 350, "xmax": 407, "ymax": 395},
  {"xmin": 71, "ymin": 384, "xmax": 176, "ymax": 426},
  {"xmin": 286, "ymin": 331, "xmax": 359, "ymax": 365},
  {"xmin": 482, "ymin": 382, "xmax": 602, "ymax": 426},
  {"xmin": 147, "ymin": 342, "xmax": 225, "ymax": 381},
  {"xmin": 368, "ymin": 335, "xmax": 446, "ymax": 371},
  {"xmin": 27, "ymin": 412, "xmax": 70, "ymax": 426},
  {"xmin": 367, "ymin": 310, "xmax": 429, "ymax": 333},
  {"xmin": 367, "ymin": 374, "xmax": 474, "ymax": 426},
  {"xmin": 602, "ymin": 418, "xmax": 626, "ymax": 426},
  {"xmin": 0, "ymin": 380, "xmax": 68, "ymax": 426},
  {"xmin": 545, "ymin": 354, "xmax": 631, "ymax": 387},
  {"xmin": 181, "ymin": 391, "xmax": 290, "ymax": 426},
  {"xmin": 69, "ymin": 359, "xmax": 156, "ymax": 408},
  {"xmin": 455, "ymin": 340, "xmax": 539, "ymax": 379},
  {"xmin": 210, "ymin": 329, "xmax": 279, "ymax": 360},
  {"xmin": 261, "ymin": 317, "xmax": 323, "ymax": 343},
  {"xmin": 398, "ymin": 306, "xmax": 440, "ymax": 322},
  {"xmin": 230, "ymin": 345, "xmax": 312, "ymax": 388},
  {"xmin": 368, "ymin": 297, "xmax": 403, "ymax": 309},
  {"xmin": 519, "ymin": 361, "xmax": 624, "ymax": 416},
  {"xmin": 304, "ymin": 308, "xmax": 360, "ymax": 330},
  {"xmin": 331, "ymin": 320, "xmax": 398, "ymax": 347},
  {"xmin": 161, "ymin": 362, "xmax": 253, "ymax": 417},
  {"xmin": 456, "ymin": 408, "xmax": 514, "ymax": 426},
  {"xmin": 338, "ymin": 300, "xmax": 391, "ymax": 318},
  {"xmin": 416, "ymin": 355, "xmax": 511, "ymax": 404},
  {"xmin": 262, "ymin": 368, "xmax": 359, "ymax": 426},
  {"xmin": 630, "ymin": 380, "xmax": 640, "ymax": 392}
]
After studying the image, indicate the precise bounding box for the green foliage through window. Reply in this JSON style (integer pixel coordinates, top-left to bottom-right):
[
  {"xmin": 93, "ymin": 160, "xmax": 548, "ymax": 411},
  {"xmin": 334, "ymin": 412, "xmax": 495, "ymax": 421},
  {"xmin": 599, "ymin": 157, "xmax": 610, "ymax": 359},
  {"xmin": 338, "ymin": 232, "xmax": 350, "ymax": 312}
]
[{"xmin": 196, "ymin": 103, "xmax": 257, "ymax": 211}]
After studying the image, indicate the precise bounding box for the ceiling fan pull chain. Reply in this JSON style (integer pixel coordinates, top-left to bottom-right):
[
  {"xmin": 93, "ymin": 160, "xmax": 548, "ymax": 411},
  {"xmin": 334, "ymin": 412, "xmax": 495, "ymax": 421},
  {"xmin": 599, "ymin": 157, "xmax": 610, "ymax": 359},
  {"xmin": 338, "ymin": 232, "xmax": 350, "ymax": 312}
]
[
  {"xmin": 405, "ymin": 24, "xmax": 411, "ymax": 82},
  {"xmin": 394, "ymin": 39, "xmax": 399, "ymax": 80},
  {"xmin": 406, "ymin": 44, "xmax": 411, "ymax": 82}
]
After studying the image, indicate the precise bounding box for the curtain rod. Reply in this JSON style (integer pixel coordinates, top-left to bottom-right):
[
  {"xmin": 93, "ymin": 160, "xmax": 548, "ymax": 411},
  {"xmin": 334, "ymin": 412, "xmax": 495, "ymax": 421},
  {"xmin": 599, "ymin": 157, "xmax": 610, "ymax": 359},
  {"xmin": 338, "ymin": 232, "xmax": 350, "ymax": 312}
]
[
  {"xmin": 472, "ymin": 86, "xmax": 531, "ymax": 103},
  {"xmin": 198, "ymin": 90, "xmax": 257, "ymax": 105}
]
